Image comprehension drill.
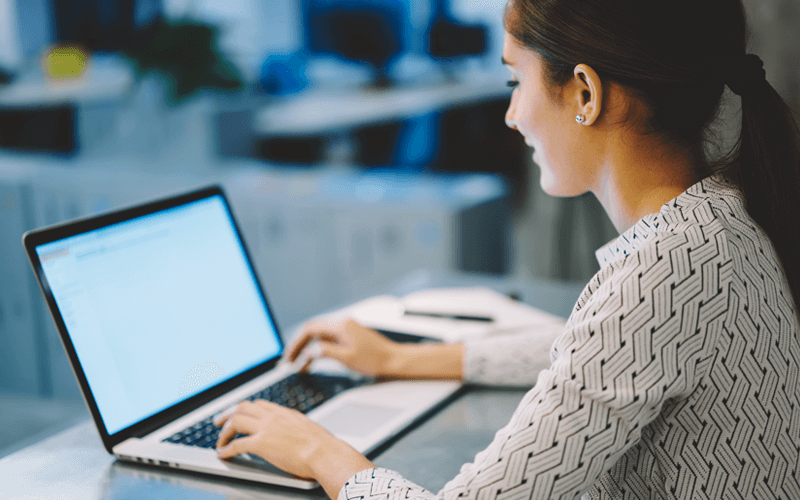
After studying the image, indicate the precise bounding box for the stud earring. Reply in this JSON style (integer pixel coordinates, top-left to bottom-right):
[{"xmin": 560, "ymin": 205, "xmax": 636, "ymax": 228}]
[{"xmin": 575, "ymin": 115, "xmax": 585, "ymax": 124}]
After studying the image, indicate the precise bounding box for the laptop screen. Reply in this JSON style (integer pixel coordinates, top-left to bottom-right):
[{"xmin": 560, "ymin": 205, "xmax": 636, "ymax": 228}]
[{"xmin": 34, "ymin": 194, "xmax": 282, "ymax": 435}]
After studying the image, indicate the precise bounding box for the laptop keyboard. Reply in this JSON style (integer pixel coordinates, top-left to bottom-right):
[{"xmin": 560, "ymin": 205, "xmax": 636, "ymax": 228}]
[{"xmin": 163, "ymin": 373, "xmax": 361, "ymax": 449}]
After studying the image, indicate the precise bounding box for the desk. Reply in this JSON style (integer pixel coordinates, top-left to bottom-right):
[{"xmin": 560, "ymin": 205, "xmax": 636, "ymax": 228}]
[
  {"xmin": 0, "ymin": 57, "xmax": 133, "ymax": 154},
  {"xmin": 254, "ymin": 80, "xmax": 512, "ymax": 166},
  {"xmin": 0, "ymin": 57, "xmax": 133, "ymax": 108},
  {"xmin": 0, "ymin": 274, "xmax": 585, "ymax": 499},
  {"xmin": 0, "ymin": 388, "xmax": 526, "ymax": 500},
  {"xmin": 254, "ymin": 81, "xmax": 510, "ymax": 137}
]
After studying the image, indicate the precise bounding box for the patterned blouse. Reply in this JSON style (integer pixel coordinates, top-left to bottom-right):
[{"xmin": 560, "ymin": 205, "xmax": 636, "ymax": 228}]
[{"xmin": 338, "ymin": 175, "xmax": 800, "ymax": 500}]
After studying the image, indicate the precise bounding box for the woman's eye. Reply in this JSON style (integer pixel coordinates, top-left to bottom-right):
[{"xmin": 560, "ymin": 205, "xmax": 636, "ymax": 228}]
[{"xmin": 506, "ymin": 80, "xmax": 519, "ymax": 89}]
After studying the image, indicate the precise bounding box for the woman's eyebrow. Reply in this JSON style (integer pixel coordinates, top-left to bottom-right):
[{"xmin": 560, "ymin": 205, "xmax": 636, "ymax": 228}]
[{"xmin": 501, "ymin": 56, "xmax": 514, "ymax": 67}]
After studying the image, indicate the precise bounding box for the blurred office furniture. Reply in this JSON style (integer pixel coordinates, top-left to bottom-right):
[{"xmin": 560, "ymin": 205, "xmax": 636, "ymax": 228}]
[
  {"xmin": 302, "ymin": 0, "xmax": 407, "ymax": 88},
  {"xmin": 253, "ymin": 79, "xmax": 517, "ymax": 172},
  {"xmin": 0, "ymin": 0, "xmax": 23, "ymax": 72},
  {"xmin": 426, "ymin": 0, "xmax": 489, "ymax": 81},
  {"xmin": 52, "ymin": 0, "xmax": 139, "ymax": 52},
  {"xmin": 213, "ymin": 92, "xmax": 270, "ymax": 159},
  {"xmin": 430, "ymin": 99, "xmax": 529, "ymax": 210},
  {"xmin": 0, "ymin": 166, "xmax": 37, "ymax": 397},
  {"xmin": 0, "ymin": 54, "xmax": 133, "ymax": 154},
  {"xmin": 427, "ymin": 17, "xmax": 488, "ymax": 62},
  {"xmin": 0, "ymin": 55, "xmax": 251, "ymax": 165},
  {"xmin": 256, "ymin": 81, "xmax": 508, "ymax": 138},
  {"xmin": 0, "ymin": 2, "xmax": 243, "ymax": 154},
  {"xmin": 0, "ymin": 155, "xmax": 510, "ymax": 404},
  {"xmin": 0, "ymin": 57, "xmax": 132, "ymax": 108},
  {"xmin": 0, "ymin": 106, "xmax": 76, "ymax": 153},
  {"xmin": 259, "ymin": 53, "xmax": 308, "ymax": 96},
  {"xmin": 0, "ymin": 0, "xmax": 167, "ymax": 153}
]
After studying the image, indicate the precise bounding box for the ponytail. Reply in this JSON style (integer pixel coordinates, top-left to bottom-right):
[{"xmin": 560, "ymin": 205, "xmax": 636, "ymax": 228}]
[{"xmin": 724, "ymin": 79, "xmax": 800, "ymax": 320}]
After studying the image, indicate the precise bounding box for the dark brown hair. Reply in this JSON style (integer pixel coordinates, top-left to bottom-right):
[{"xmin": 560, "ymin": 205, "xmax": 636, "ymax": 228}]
[{"xmin": 506, "ymin": 0, "xmax": 800, "ymax": 318}]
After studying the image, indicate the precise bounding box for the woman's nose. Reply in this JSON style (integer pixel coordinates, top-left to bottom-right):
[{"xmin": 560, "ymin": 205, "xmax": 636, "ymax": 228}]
[{"xmin": 505, "ymin": 100, "xmax": 518, "ymax": 131}]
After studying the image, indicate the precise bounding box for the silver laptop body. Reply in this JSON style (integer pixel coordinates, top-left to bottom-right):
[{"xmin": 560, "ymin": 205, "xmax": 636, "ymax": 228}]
[{"xmin": 23, "ymin": 185, "xmax": 460, "ymax": 489}]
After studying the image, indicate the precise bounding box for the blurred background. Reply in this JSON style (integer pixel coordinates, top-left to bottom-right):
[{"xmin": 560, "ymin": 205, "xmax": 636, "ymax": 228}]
[{"xmin": 0, "ymin": 0, "xmax": 797, "ymax": 459}]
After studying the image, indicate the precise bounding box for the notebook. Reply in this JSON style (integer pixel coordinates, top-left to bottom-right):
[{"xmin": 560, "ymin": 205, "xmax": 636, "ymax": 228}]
[{"xmin": 22, "ymin": 185, "xmax": 461, "ymax": 489}]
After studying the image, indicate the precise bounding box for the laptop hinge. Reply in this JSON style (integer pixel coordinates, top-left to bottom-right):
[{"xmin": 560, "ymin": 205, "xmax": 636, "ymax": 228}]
[{"xmin": 132, "ymin": 413, "xmax": 179, "ymax": 439}]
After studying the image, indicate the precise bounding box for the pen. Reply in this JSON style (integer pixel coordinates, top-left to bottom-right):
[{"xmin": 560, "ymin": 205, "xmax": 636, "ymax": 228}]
[{"xmin": 402, "ymin": 310, "xmax": 494, "ymax": 322}]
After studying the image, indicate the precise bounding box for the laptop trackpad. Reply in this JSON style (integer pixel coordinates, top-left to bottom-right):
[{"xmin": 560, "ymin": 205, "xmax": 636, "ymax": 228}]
[{"xmin": 316, "ymin": 403, "xmax": 400, "ymax": 437}]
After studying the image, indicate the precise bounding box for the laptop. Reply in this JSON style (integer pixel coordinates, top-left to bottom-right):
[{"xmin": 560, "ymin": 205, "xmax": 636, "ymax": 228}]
[{"xmin": 22, "ymin": 185, "xmax": 461, "ymax": 489}]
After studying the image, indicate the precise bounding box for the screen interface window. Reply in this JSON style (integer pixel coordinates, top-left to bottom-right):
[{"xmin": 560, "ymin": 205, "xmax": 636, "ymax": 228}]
[{"xmin": 36, "ymin": 196, "xmax": 282, "ymax": 434}]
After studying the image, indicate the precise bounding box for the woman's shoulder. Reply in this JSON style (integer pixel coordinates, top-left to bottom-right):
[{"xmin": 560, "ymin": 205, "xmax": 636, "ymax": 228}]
[
  {"xmin": 578, "ymin": 173, "xmax": 793, "ymax": 328},
  {"xmin": 576, "ymin": 176, "xmax": 740, "ymax": 314},
  {"xmin": 663, "ymin": 174, "xmax": 784, "ymax": 284},
  {"xmin": 595, "ymin": 174, "xmax": 747, "ymax": 269}
]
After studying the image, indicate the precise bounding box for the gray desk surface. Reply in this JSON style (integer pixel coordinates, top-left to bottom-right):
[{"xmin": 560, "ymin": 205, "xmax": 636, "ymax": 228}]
[
  {"xmin": 0, "ymin": 273, "xmax": 585, "ymax": 500},
  {"xmin": 0, "ymin": 388, "xmax": 526, "ymax": 500}
]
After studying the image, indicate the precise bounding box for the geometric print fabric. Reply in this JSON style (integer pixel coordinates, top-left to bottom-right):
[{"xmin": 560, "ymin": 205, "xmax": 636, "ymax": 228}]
[{"xmin": 338, "ymin": 175, "xmax": 800, "ymax": 500}]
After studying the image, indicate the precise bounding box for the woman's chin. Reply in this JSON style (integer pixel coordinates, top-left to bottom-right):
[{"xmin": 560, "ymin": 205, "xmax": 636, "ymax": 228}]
[
  {"xmin": 538, "ymin": 167, "xmax": 560, "ymax": 196},
  {"xmin": 539, "ymin": 172, "xmax": 582, "ymax": 198},
  {"xmin": 539, "ymin": 180, "xmax": 562, "ymax": 196}
]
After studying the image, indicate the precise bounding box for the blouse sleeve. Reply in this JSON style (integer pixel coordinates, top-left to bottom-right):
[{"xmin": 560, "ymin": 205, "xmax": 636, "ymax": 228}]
[
  {"xmin": 462, "ymin": 323, "xmax": 564, "ymax": 387},
  {"xmin": 338, "ymin": 232, "xmax": 724, "ymax": 500}
]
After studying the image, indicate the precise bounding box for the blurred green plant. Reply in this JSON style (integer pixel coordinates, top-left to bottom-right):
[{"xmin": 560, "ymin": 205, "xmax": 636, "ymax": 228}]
[{"xmin": 124, "ymin": 18, "xmax": 243, "ymax": 103}]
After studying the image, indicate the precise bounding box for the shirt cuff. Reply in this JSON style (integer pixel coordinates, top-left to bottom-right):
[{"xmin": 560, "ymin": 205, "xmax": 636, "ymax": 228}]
[{"xmin": 338, "ymin": 467, "xmax": 424, "ymax": 500}]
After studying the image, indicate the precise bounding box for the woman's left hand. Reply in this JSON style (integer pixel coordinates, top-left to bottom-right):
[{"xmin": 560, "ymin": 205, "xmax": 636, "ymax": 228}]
[{"xmin": 214, "ymin": 400, "xmax": 375, "ymax": 499}]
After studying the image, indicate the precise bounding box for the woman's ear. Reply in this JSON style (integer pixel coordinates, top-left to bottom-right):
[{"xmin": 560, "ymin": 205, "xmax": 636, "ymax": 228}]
[{"xmin": 572, "ymin": 63, "xmax": 603, "ymax": 126}]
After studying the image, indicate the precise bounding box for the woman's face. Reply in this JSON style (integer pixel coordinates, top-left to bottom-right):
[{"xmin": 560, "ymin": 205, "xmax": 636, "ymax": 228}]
[{"xmin": 503, "ymin": 32, "xmax": 594, "ymax": 197}]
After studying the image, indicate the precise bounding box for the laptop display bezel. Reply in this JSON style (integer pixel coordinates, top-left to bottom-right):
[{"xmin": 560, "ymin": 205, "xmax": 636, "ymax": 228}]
[{"xmin": 22, "ymin": 185, "xmax": 285, "ymax": 453}]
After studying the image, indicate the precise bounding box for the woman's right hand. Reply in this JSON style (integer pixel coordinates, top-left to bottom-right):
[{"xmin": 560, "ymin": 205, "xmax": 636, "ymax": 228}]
[{"xmin": 284, "ymin": 318, "xmax": 400, "ymax": 377}]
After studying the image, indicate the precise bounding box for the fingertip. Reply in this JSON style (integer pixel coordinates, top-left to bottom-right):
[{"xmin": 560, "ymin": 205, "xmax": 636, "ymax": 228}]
[
  {"xmin": 213, "ymin": 404, "xmax": 237, "ymax": 426},
  {"xmin": 216, "ymin": 427, "xmax": 235, "ymax": 454},
  {"xmin": 285, "ymin": 335, "xmax": 311, "ymax": 362}
]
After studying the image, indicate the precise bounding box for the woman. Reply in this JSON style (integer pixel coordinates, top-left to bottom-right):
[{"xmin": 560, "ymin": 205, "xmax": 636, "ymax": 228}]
[{"xmin": 215, "ymin": 0, "xmax": 800, "ymax": 498}]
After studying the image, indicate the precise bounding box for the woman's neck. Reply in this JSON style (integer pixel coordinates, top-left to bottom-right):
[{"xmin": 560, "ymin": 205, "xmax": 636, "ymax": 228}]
[{"xmin": 592, "ymin": 138, "xmax": 707, "ymax": 233}]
